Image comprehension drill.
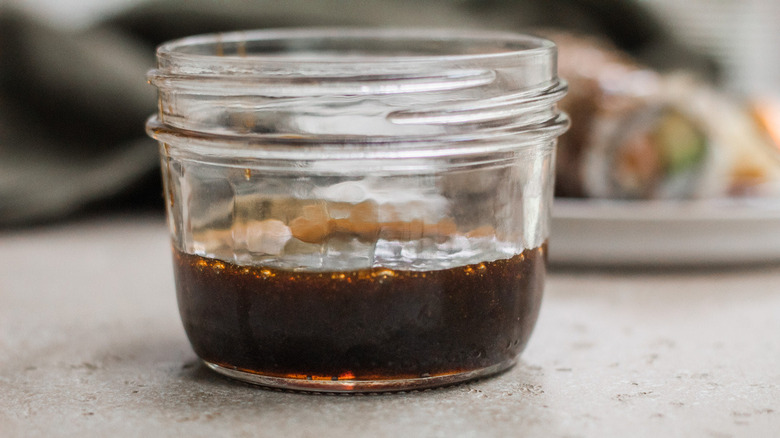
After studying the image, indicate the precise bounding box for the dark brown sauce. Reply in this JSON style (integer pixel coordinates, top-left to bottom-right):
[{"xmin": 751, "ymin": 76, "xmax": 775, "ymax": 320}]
[{"xmin": 173, "ymin": 244, "xmax": 546, "ymax": 381}]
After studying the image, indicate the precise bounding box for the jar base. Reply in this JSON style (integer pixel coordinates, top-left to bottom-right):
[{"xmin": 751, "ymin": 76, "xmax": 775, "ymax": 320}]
[{"xmin": 202, "ymin": 359, "xmax": 517, "ymax": 393}]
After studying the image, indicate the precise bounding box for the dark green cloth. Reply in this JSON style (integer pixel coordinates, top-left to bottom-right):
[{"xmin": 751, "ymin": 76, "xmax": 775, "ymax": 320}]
[{"xmin": 0, "ymin": 0, "xmax": 719, "ymax": 227}]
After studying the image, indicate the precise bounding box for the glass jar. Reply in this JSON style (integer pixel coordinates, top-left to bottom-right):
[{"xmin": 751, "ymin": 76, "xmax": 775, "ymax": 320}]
[{"xmin": 146, "ymin": 28, "xmax": 568, "ymax": 392}]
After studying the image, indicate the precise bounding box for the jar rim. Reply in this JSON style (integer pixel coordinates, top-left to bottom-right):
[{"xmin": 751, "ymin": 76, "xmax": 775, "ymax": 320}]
[
  {"xmin": 148, "ymin": 28, "xmax": 568, "ymax": 149},
  {"xmin": 154, "ymin": 27, "xmax": 557, "ymax": 76}
]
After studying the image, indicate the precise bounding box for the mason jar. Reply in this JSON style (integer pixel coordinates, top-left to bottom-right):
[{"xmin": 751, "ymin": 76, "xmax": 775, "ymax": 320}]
[{"xmin": 146, "ymin": 28, "xmax": 568, "ymax": 392}]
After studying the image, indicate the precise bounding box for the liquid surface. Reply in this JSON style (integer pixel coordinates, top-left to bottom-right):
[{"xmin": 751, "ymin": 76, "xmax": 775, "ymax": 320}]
[{"xmin": 173, "ymin": 244, "xmax": 546, "ymax": 381}]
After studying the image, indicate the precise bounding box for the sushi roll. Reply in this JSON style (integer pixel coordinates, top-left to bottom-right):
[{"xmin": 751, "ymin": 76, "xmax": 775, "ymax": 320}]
[{"xmin": 550, "ymin": 32, "xmax": 780, "ymax": 200}]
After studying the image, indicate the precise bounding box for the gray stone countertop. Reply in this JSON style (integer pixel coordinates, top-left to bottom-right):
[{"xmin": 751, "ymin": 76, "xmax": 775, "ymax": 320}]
[{"xmin": 2, "ymin": 216, "xmax": 779, "ymax": 437}]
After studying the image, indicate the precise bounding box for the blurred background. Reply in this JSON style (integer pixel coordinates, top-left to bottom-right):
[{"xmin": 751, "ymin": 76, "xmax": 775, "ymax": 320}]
[
  {"xmin": 11, "ymin": 0, "xmax": 778, "ymax": 95},
  {"xmin": 2, "ymin": 0, "xmax": 779, "ymax": 227}
]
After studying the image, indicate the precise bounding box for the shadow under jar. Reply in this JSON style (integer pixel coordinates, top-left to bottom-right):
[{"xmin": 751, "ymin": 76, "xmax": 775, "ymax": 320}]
[{"xmin": 146, "ymin": 28, "xmax": 568, "ymax": 392}]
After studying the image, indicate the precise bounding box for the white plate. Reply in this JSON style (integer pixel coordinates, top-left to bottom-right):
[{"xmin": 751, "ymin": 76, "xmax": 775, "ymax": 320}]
[{"xmin": 549, "ymin": 198, "xmax": 780, "ymax": 267}]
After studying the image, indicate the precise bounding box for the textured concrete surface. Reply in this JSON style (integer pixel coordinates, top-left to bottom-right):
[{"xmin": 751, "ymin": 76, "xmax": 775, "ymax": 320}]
[{"xmin": 2, "ymin": 216, "xmax": 779, "ymax": 437}]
